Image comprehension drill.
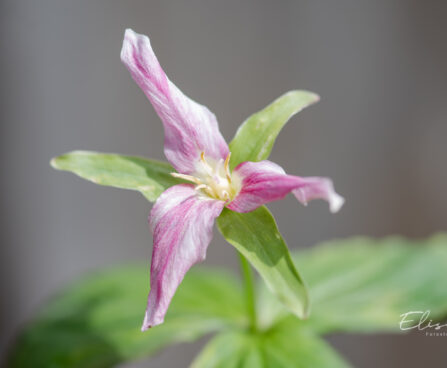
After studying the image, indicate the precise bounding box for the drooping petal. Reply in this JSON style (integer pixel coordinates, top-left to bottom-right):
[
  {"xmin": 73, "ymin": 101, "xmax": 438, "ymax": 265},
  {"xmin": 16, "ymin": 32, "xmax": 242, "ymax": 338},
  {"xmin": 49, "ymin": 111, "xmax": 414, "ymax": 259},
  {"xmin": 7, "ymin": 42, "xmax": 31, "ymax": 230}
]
[
  {"xmin": 227, "ymin": 160, "xmax": 344, "ymax": 213},
  {"xmin": 143, "ymin": 184, "xmax": 225, "ymax": 330},
  {"xmin": 121, "ymin": 29, "xmax": 229, "ymax": 174}
]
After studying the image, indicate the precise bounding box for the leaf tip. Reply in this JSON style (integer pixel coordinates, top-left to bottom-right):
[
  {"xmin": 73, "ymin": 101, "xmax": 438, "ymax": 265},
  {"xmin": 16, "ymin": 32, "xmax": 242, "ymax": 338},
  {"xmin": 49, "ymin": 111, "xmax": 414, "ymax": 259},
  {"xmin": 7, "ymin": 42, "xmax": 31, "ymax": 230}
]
[
  {"xmin": 291, "ymin": 89, "xmax": 320, "ymax": 105},
  {"xmin": 50, "ymin": 156, "xmax": 60, "ymax": 169},
  {"xmin": 302, "ymin": 301, "xmax": 311, "ymax": 320},
  {"xmin": 311, "ymin": 92, "xmax": 321, "ymax": 104}
]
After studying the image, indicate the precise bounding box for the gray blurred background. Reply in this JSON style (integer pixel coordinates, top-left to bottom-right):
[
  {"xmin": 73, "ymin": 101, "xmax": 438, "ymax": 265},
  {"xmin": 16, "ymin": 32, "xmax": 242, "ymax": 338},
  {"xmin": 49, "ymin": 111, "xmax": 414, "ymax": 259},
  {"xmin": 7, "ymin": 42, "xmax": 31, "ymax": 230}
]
[{"xmin": 1, "ymin": 0, "xmax": 446, "ymax": 367}]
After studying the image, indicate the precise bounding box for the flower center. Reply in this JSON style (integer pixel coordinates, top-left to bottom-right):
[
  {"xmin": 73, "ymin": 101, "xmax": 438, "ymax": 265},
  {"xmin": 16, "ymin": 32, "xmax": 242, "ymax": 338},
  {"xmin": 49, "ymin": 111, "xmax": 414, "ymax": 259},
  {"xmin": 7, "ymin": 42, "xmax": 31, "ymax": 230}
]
[{"xmin": 171, "ymin": 152, "xmax": 240, "ymax": 202}]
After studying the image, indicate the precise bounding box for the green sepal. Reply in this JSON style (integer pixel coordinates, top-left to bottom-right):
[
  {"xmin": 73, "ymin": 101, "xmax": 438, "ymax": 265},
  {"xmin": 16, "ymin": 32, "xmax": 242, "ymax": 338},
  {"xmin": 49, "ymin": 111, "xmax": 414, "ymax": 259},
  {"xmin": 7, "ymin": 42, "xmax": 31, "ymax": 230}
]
[
  {"xmin": 217, "ymin": 206, "xmax": 309, "ymax": 320},
  {"xmin": 229, "ymin": 90, "xmax": 319, "ymax": 169},
  {"xmin": 51, "ymin": 150, "xmax": 181, "ymax": 202}
]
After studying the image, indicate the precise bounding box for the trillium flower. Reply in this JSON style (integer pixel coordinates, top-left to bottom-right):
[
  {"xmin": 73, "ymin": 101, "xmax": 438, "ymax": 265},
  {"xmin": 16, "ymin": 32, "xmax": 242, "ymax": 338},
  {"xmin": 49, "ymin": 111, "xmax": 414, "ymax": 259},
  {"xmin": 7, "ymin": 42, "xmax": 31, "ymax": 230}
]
[{"xmin": 120, "ymin": 29, "xmax": 344, "ymax": 330}]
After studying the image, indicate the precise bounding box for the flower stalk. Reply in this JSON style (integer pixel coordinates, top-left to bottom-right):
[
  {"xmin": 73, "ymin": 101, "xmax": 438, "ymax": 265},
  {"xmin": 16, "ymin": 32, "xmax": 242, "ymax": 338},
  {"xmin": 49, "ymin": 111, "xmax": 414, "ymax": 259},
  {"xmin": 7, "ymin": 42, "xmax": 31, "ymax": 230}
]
[{"xmin": 239, "ymin": 252, "xmax": 257, "ymax": 333}]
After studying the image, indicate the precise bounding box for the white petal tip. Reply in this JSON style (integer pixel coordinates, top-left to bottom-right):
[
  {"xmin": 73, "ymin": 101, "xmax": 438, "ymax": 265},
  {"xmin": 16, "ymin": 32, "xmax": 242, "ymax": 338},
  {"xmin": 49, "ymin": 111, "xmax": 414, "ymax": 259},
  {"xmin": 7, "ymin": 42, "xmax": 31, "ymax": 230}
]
[
  {"xmin": 123, "ymin": 28, "xmax": 150, "ymax": 43},
  {"xmin": 141, "ymin": 311, "xmax": 164, "ymax": 331},
  {"xmin": 122, "ymin": 28, "xmax": 136, "ymax": 45},
  {"xmin": 121, "ymin": 28, "xmax": 151, "ymax": 64},
  {"xmin": 330, "ymin": 194, "xmax": 345, "ymax": 213}
]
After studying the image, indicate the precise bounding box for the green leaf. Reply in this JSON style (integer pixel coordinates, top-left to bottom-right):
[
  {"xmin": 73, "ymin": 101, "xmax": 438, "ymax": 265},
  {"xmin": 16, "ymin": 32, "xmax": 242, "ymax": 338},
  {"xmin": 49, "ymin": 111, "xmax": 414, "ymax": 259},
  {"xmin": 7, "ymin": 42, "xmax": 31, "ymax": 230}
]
[
  {"xmin": 7, "ymin": 265, "xmax": 246, "ymax": 368},
  {"xmin": 260, "ymin": 234, "xmax": 447, "ymax": 334},
  {"xmin": 191, "ymin": 318, "xmax": 350, "ymax": 368},
  {"xmin": 51, "ymin": 151, "xmax": 181, "ymax": 202},
  {"xmin": 217, "ymin": 206, "xmax": 309, "ymax": 320},
  {"xmin": 190, "ymin": 330, "xmax": 260, "ymax": 368},
  {"xmin": 229, "ymin": 90, "xmax": 319, "ymax": 169}
]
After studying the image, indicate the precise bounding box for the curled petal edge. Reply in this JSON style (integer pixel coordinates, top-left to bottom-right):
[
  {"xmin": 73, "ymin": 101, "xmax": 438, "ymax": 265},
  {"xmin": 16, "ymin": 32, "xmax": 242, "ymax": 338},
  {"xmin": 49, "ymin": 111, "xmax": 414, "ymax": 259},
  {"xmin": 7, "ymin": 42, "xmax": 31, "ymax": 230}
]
[{"xmin": 227, "ymin": 160, "xmax": 344, "ymax": 213}]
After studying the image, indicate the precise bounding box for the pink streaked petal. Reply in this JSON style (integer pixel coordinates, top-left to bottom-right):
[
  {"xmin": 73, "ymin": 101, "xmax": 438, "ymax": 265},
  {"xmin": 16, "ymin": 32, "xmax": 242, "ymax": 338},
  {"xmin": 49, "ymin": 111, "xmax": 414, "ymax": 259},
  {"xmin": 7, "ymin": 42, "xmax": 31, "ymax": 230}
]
[
  {"xmin": 227, "ymin": 160, "xmax": 344, "ymax": 213},
  {"xmin": 142, "ymin": 184, "xmax": 225, "ymax": 330},
  {"xmin": 120, "ymin": 29, "xmax": 229, "ymax": 174}
]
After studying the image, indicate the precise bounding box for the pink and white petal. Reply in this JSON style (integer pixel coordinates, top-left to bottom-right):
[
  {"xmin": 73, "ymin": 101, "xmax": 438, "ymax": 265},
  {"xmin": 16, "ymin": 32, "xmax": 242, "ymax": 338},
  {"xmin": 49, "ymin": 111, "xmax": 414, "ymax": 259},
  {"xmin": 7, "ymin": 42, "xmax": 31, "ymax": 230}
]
[
  {"xmin": 227, "ymin": 160, "xmax": 344, "ymax": 213},
  {"xmin": 121, "ymin": 29, "xmax": 229, "ymax": 174},
  {"xmin": 292, "ymin": 177, "xmax": 345, "ymax": 213},
  {"xmin": 142, "ymin": 184, "xmax": 225, "ymax": 330}
]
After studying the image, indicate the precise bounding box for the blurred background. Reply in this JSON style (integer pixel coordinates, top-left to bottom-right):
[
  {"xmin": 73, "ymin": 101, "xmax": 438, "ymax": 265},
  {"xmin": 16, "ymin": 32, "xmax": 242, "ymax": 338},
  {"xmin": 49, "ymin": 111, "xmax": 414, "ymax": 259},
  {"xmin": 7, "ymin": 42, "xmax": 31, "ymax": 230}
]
[{"xmin": 1, "ymin": 0, "xmax": 446, "ymax": 367}]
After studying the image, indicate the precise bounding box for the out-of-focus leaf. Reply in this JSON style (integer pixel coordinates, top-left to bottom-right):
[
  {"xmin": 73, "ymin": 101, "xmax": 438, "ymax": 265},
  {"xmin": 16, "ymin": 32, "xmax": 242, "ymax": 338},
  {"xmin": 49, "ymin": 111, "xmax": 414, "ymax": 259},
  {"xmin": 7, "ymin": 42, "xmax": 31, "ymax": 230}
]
[
  {"xmin": 191, "ymin": 318, "xmax": 350, "ymax": 368},
  {"xmin": 7, "ymin": 266, "xmax": 246, "ymax": 368},
  {"xmin": 259, "ymin": 234, "xmax": 447, "ymax": 334},
  {"xmin": 51, "ymin": 151, "xmax": 181, "ymax": 201},
  {"xmin": 229, "ymin": 90, "xmax": 319, "ymax": 169},
  {"xmin": 190, "ymin": 330, "xmax": 260, "ymax": 368},
  {"xmin": 217, "ymin": 206, "xmax": 309, "ymax": 320}
]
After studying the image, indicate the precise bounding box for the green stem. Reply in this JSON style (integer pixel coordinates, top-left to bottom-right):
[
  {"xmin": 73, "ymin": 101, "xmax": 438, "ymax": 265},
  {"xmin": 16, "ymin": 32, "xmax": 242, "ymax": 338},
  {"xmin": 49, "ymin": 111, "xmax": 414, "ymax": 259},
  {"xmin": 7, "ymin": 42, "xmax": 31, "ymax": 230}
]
[{"xmin": 238, "ymin": 252, "xmax": 257, "ymax": 332}]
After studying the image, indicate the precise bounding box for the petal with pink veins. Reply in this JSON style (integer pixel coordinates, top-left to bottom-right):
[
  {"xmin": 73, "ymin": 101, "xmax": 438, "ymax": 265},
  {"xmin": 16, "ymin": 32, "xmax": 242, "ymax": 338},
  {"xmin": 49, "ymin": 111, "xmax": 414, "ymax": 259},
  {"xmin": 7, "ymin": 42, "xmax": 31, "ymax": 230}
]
[
  {"xmin": 227, "ymin": 160, "xmax": 344, "ymax": 213},
  {"xmin": 121, "ymin": 29, "xmax": 229, "ymax": 174},
  {"xmin": 143, "ymin": 184, "xmax": 225, "ymax": 330}
]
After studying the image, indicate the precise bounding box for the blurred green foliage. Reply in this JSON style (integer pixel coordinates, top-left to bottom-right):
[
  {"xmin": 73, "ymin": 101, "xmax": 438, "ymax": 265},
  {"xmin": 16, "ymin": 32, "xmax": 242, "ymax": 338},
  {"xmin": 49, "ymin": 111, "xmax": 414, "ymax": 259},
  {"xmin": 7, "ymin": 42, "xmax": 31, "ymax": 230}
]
[{"xmin": 7, "ymin": 234, "xmax": 447, "ymax": 367}]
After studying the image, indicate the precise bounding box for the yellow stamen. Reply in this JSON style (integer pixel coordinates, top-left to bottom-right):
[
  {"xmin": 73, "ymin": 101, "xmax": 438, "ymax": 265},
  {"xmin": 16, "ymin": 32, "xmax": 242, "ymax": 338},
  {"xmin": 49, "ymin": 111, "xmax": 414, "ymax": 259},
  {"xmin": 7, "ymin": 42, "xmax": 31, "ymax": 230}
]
[
  {"xmin": 171, "ymin": 152, "xmax": 240, "ymax": 203},
  {"xmin": 200, "ymin": 151, "xmax": 213, "ymax": 175},
  {"xmin": 224, "ymin": 152, "xmax": 232, "ymax": 183},
  {"xmin": 194, "ymin": 184, "xmax": 208, "ymax": 191},
  {"xmin": 194, "ymin": 184, "xmax": 208, "ymax": 190},
  {"xmin": 195, "ymin": 183, "xmax": 217, "ymax": 198},
  {"xmin": 171, "ymin": 172, "xmax": 202, "ymax": 185}
]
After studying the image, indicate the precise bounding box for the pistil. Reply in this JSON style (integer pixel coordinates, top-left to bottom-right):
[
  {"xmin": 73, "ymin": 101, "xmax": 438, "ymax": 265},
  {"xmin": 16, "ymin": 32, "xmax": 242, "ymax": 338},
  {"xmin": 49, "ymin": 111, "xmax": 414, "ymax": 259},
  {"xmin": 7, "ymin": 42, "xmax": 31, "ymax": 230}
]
[{"xmin": 170, "ymin": 152, "xmax": 239, "ymax": 202}]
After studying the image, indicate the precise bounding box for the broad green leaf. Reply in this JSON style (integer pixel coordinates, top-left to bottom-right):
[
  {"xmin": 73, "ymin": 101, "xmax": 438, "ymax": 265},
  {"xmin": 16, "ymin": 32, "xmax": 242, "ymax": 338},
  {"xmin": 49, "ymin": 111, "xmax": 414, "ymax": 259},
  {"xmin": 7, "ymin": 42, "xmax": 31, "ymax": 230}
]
[
  {"xmin": 191, "ymin": 318, "xmax": 350, "ymax": 368},
  {"xmin": 51, "ymin": 151, "xmax": 181, "ymax": 202},
  {"xmin": 229, "ymin": 90, "xmax": 319, "ymax": 169},
  {"xmin": 7, "ymin": 265, "xmax": 246, "ymax": 368},
  {"xmin": 190, "ymin": 330, "xmax": 261, "ymax": 368},
  {"xmin": 259, "ymin": 234, "xmax": 447, "ymax": 334},
  {"xmin": 217, "ymin": 206, "xmax": 309, "ymax": 320}
]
